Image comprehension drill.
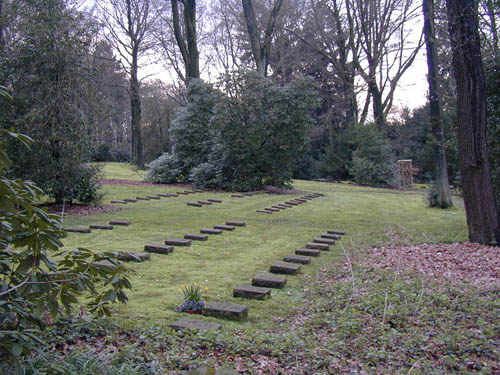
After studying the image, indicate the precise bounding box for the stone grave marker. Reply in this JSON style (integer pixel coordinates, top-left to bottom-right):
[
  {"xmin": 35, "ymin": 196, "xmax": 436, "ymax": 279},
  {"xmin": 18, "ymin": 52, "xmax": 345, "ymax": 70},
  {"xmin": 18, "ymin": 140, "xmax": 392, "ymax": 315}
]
[
  {"xmin": 124, "ymin": 198, "xmax": 138, "ymax": 203},
  {"xmin": 144, "ymin": 244, "xmax": 174, "ymax": 254},
  {"xmin": 117, "ymin": 251, "xmax": 150, "ymax": 262},
  {"xmin": 306, "ymin": 242, "xmax": 329, "ymax": 250},
  {"xmin": 231, "ymin": 194, "xmax": 244, "ymax": 198},
  {"xmin": 91, "ymin": 260, "xmax": 117, "ymax": 268},
  {"xmin": 146, "ymin": 195, "xmax": 160, "ymax": 200},
  {"xmin": 208, "ymin": 199, "xmax": 222, "ymax": 203},
  {"xmin": 202, "ymin": 302, "xmax": 248, "ymax": 320},
  {"xmin": 201, "ymin": 228, "xmax": 223, "ymax": 235},
  {"xmin": 321, "ymin": 233, "xmax": 339, "ymax": 240},
  {"xmin": 109, "ymin": 220, "xmax": 131, "ymax": 226},
  {"xmin": 170, "ymin": 318, "xmax": 221, "ymax": 331},
  {"xmin": 313, "ymin": 237, "xmax": 335, "ymax": 245},
  {"xmin": 198, "ymin": 200, "xmax": 213, "ymax": 205},
  {"xmin": 185, "ymin": 233, "xmax": 208, "ymax": 241},
  {"xmin": 233, "ymin": 285, "xmax": 271, "ymax": 300},
  {"xmin": 252, "ymin": 273, "xmax": 287, "ymax": 288},
  {"xmin": 214, "ymin": 224, "xmax": 235, "ymax": 231},
  {"xmin": 295, "ymin": 248, "xmax": 321, "ymax": 257},
  {"xmin": 136, "ymin": 197, "xmax": 151, "ymax": 201},
  {"xmin": 110, "ymin": 200, "xmax": 127, "ymax": 204},
  {"xmin": 165, "ymin": 238, "xmax": 191, "ymax": 246},
  {"xmin": 257, "ymin": 210, "xmax": 272, "ymax": 214},
  {"xmin": 265, "ymin": 207, "xmax": 280, "ymax": 212},
  {"xmin": 157, "ymin": 193, "xmax": 172, "ymax": 198},
  {"xmin": 187, "ymin": 202, "xmax": 203, "ymax": 207},
  {"xmin": 285, "ymin": 201, "xmax": 299, "ymax": 206},
  {"xmin": 89, "ymin": 224, "xmax": 113, "ymax": 230},
  {"xmin": 327, "ymin": 230, "xmax": 346, "ymax": 235},
  {"xmin": 283, "ymin": 254, "xmax": 311, "ymax": 264},
  {"xmin": 270, "ymin": 261, "xmax": 300, "ymax": 275},
  {"xmin": 65, "ymin": 227, "xmax": 91, "ymax": 233},
  {"xmin": 226, "ymin": 221, "xmax": 245, "ymax": 227}
]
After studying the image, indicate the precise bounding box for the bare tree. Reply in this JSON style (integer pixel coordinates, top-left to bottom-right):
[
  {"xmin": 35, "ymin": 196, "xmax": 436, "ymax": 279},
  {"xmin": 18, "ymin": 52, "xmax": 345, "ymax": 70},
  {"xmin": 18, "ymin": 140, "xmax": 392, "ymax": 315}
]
[
  {"xmin": 241, "ymin": 0, "xmax": 284, "ymax": 76},
  {"xmin": 423, "ymin": 0, "xmax": 452, "ymax": 208},
  {"xmin": 348, "ymin": 0, "xmax": 424, "ymax": 127},
  {"xmin": 99, "ymin": 0, "xmax": 161, "ymax": 169},
  {"xmin": 446, "ymin": 0, "xmax": 500, "ymax": 244}
]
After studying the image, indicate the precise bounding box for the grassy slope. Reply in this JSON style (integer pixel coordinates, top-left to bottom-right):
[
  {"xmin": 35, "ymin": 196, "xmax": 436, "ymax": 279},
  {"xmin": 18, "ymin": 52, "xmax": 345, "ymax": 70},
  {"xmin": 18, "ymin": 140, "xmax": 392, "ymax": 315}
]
[{"xmin": 61, "ymin": 164, "xmax": 467, "ymax": 331}]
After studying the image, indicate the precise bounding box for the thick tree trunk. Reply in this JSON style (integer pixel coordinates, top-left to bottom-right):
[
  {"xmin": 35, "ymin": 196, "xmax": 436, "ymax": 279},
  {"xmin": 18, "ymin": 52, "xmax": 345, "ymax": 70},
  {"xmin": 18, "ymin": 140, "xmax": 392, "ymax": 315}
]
[
  {"xmin": 183, "ymin": 0, "xmax": 199, "ymax": 81},
  {"xmin": 423, "ymin": 0, "xmax": 453, "ymax": 208},
  {"xmin": 130, "ymin": 55, "xmax": 144, "ymax": 169},
  {"xmin": 171, "ymin": 0, "xmax": 199, "ymax": 85},
  {"xmin": 242, "ymin": 0, "xmax": 283, "ymax": 77},
  {"xmin": 446, "ymin": 0, "xmax": 500, "ymax": 244}
]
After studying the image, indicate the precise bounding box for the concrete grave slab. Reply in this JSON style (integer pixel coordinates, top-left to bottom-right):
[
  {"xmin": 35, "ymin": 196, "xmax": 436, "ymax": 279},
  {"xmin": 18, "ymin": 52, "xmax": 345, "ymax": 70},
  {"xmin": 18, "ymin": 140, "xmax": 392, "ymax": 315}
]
[
  {"xmin": 214, "ymin": 224, "xmax": 235, "ymax": 231},
  {"xmin": 198, "ymin": 200, "xmax": 213, "ymax": 205},
  {"xmin": 89, "ymin": 224, "xmax": 113, "ymax": 230},
  {"xmin": 306, "ymin": 242, "xmax": 329, "ymax": 250},
  {"xmin": 296, "ymin": 248, "xmax": 321, "ymax": 257},
  {"xmin": 313, "ymin": 237, "xmax": 335, "ymax": 245},
  {"xmin": 202, "ymin": 302, "xmax": 248, "ymax": 320},
  {"xmin": 252, "ymin": 273, "xmax": 287, "ymax": 288},
  {"xmin": 283, "ymin": 254, "xmax": 311, "ymax": 264},
  {"xmin": 109, "ymin": 220, "xmax": 131, "ymax": 226},
  {"xmin": 226, "ymin": 221, "xmax": 245, "ymax": 227},
  {"xmin": 184, "ymin": 233, "xmax": 208, "ymax": 241},
  {"xmin": 165, "ymin": 238, "xmax": 191, "ymax": 246},
  {"xmin": 233, "ymin": 285, "xmax": 271, "ymax": 300},
  {"xmin": 65, "ymin": 227, "xmax": 91, "ymax": 233},
  {"xmin": 117, "ymin": 251, "xmax": 150, "ymax": 262},
  {"xmin": 201, "ymin": 228, "xmax": 223, "ymax": 235},
  {"xmin": 270, "ymin": 261, "xmax": 300, "ymax": 275},
  {"xmin": 144, "ymin": 244, "xmax": 173, "ymax": 254},
  {"xmin": 327, "ymin": 230, "xmax": 346, "ymax": 235},
  {"xmin": 170, "ymin": 318, "xmax": 221, "ymax": 331}
]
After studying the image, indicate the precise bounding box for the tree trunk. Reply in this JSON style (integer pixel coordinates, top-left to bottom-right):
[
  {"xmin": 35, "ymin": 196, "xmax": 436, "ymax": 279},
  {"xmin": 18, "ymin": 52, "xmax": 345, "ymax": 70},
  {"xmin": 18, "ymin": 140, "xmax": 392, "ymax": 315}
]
[
  {"xmin": 369, "ymin": 80, "xmax": 385, "ymax": 128},
  {"xmin": 0, "ymin": 0, "xmax": 5, "ymax": 50},
  {"xmin": 242, "ymin": 0, "xmax": 283, "ymax": 77},
  {"xmin": 130, "ymin": 54, "xmax": 144, "ymax": 169},
  {"xmin": 171, "ymin": 0, "xmax": 199, "ymax": 85},
  {"xmin": 423, "ymin": 0, "xmax": 453, "ymax": 208},
  {"xmin": 446, "ymin": 0, "xmax": 500, "ymax": 244},
  {"xmin": 183, "ymin": 0, "xmax": 199, "ymax": 81}
]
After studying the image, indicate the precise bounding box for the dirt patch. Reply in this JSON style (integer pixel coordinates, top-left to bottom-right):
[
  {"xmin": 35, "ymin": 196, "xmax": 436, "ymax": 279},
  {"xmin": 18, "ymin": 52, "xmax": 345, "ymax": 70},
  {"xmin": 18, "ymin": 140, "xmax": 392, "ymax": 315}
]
[
  {"xmin": 99, "ymin": 179, "xmax": 194, "ymax": 188},
  {"xmin": 361, "ymin": 242, "xmax": 500, "ymax": 290},
  {"xmin": 44, "ymin": 203, "xmax": 121, "ymax": 216}
]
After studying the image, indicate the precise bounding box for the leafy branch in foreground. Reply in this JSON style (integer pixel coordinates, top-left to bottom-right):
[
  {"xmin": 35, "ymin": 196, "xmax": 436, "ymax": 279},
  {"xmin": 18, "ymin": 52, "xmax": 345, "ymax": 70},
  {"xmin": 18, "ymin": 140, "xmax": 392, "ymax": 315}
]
[{"xmin": 0, "ymin": 130, "xmax": 132, "ymax": 360}]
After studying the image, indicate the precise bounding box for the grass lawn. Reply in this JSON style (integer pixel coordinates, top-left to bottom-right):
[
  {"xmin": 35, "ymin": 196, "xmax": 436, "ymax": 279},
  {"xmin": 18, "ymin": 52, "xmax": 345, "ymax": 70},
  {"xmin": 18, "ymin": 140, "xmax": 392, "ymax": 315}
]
[
  {"xmin": 42, "ymin": 163, "xmax": 500, "ymax": 374},
  {"xmin": 60, "ymin": 165, "xmax": 467, "ymax": 328}
]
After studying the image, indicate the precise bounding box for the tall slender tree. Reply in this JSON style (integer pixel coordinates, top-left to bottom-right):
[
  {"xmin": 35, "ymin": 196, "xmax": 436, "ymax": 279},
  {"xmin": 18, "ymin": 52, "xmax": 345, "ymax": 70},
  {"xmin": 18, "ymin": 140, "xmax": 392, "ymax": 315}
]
[
  {"xmin": 446, "ymin": 0, "xmax": 500, "ymax": 244},
  {"xmin": 100, "ymin": 0, "xmax": 161, "ymax": 169},
  {"xmin": 423, "ymin": 0, "xmax": 453, "ymax": 208}
]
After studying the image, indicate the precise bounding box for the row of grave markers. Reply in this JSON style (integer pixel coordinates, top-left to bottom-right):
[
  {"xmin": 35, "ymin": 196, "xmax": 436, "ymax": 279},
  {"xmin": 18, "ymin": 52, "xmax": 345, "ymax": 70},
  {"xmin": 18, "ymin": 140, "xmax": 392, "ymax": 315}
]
[
  {"xmin": 256, "ymin": 193, "xmax": 324, "ymax": 214},
  {"xmin": 171, "ymin": 228, "xmax": 346, "ymax": 331}
]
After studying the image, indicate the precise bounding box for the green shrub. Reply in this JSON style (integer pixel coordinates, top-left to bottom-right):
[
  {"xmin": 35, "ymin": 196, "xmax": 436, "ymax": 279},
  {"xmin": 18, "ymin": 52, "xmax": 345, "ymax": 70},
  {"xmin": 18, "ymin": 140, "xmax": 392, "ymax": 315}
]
[
  {"xmin": 347, "ymin": 124, "xmax": 396, "ymax": 187},
  {"xmin": 0, "ymin": 131, "xmax": 132, "ymax": 363},
  {"xmin": 145, "ymin": 153, "xmax": 184, "ymax": 184}
]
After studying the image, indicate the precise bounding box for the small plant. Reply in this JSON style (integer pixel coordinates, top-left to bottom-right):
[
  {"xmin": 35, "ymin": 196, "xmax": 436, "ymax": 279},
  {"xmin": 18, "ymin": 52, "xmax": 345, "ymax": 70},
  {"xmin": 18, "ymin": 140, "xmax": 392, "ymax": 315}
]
[{"xmin": 177, "ymin": 284, "xmax": 208, "ymax": 313}]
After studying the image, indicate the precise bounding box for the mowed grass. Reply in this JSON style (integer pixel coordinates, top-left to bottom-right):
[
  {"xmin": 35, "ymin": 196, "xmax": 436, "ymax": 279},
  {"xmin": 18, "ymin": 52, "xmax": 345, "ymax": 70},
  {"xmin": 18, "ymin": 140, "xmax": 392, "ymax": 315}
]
[{"xmin": 60, "ymin": 163, "xmax": 467, "ymax": 330}]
